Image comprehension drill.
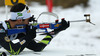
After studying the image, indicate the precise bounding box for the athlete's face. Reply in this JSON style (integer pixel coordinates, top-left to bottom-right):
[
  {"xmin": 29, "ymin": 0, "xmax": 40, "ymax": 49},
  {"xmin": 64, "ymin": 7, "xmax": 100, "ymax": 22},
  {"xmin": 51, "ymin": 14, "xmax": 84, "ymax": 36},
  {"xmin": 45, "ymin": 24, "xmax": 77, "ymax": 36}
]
[
  {"xmin": 16, "ymin": 17, "xmax": 30, "ymax": 25},
  {"xmin": 23, "ymin": 18, "xmax": 30, "ymax": 24}
]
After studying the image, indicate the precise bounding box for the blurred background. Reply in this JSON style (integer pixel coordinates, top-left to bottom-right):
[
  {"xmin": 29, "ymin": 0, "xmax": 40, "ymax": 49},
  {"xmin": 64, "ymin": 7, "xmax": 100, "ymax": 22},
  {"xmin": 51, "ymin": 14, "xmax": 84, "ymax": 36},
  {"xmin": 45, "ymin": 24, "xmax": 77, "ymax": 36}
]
[
  {"xmin": 0, "ymin": 0, "xmax": 89, "ymax": 8},
  {"xmin": 0, "ymin": 0, "xmax": 100, "ymax": 56}
]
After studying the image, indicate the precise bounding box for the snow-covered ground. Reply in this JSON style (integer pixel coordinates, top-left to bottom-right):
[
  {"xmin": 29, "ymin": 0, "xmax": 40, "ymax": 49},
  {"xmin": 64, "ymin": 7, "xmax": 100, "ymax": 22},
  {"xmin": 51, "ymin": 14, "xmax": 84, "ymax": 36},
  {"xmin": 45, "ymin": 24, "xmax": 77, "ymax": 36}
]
[{"xmin": 0, "ymin": 0, "xmax": 100, "ymax": 56}]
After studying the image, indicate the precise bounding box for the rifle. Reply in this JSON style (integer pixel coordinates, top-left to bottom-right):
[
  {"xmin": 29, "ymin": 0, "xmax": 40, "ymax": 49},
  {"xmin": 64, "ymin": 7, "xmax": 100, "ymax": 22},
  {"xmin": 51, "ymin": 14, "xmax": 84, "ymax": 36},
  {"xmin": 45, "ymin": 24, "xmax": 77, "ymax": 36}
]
[{"xmin": 7, "ymin": 12, "xmax": 95, "ymax": 36}]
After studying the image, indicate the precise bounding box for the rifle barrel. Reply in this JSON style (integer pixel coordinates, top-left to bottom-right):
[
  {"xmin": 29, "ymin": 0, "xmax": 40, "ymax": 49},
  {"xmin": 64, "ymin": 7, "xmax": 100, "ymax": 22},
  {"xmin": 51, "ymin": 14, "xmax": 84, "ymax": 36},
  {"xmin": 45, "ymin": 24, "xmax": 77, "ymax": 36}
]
[{"xmin": 70, "ymin": 20, "xmax": 86, "ymax": 22}]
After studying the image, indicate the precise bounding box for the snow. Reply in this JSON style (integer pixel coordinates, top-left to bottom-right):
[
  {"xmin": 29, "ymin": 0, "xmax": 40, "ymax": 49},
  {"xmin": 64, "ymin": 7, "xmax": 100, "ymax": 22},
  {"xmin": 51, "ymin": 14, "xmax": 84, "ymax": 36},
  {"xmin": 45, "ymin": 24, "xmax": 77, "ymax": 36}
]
[{"xmin": 0, "ymin": 0, "xmax": 100, "ymax": 56}]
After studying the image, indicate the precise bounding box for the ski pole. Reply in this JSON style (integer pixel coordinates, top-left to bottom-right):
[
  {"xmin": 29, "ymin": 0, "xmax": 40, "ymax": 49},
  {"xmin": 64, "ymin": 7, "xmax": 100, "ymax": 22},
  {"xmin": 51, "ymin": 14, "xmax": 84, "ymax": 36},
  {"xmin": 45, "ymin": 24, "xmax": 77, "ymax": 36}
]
[{"xmin": 70, "ymin": 14, "xmax": 95, "ymax": 25}]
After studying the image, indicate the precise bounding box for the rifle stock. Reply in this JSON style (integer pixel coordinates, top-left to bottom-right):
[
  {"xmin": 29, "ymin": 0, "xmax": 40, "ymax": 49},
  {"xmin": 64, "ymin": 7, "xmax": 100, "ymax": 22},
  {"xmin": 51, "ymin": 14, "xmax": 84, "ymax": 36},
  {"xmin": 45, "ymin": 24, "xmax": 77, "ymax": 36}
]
[{"xmin": 7, "ymin": 22, "xmax": 61, "ymax": 35}]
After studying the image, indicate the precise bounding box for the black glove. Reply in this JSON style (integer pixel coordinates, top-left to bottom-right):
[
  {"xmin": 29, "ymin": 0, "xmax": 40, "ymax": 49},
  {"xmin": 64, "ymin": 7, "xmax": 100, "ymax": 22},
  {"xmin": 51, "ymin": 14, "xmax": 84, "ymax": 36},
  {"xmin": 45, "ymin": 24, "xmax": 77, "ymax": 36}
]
[
  {"xmin": 60, "ymin": 18, "xmax": 70, "ymax": 30},
  {"xmin": 54, "ymin": 18, "xmax": 70, "ymax": 34},
  {"xmin": 19, "ymin": 25, "xmax": 37, "ymax": 44},
  {"xmin": 25, "ymin": 25, "xmax": 37, "ymax": 40}
]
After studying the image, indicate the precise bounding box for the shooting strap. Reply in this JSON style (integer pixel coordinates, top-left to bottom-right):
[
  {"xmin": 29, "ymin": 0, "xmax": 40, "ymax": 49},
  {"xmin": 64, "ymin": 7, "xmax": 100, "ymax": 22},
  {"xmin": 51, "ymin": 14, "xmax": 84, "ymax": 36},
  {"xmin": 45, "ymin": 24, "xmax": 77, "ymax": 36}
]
[
  {"xmin": 5, "ymin": 21, "xmax": 11, "ymax": 29},
  {"xmin": 5, "ymin": 21, "xmax": 20, "ymax": 40}
]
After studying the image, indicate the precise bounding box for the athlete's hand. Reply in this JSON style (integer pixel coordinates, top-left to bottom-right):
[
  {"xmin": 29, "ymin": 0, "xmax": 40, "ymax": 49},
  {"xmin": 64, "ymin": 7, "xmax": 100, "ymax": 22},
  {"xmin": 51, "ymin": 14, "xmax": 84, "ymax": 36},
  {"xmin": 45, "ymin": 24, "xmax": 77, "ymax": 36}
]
[
  {"xmin": 54, "ymin": 18, "xmax": 70, "ymax": 31},
  {"xmin": 26, "ymin": 25, "xmax": 37, "ymax": 39}
]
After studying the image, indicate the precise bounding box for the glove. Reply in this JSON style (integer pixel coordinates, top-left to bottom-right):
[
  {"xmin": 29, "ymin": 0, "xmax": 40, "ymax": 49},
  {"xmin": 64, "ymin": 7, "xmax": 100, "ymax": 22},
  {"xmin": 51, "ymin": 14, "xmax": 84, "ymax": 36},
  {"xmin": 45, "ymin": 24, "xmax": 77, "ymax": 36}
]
[
  {"xmin": 60, "ymin": 18, "xmax": 70, "ymax": 30},
  {"xmin": 19, "ymin": 25, "xmax": 37, "ymax": 45},
  {"xmin": 25, "ymin": 25, "xmax": 37, "ymax": 40},
  {"xmin": 54, "ymin": 18, "xmax": 70, "ymax": 33}
]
